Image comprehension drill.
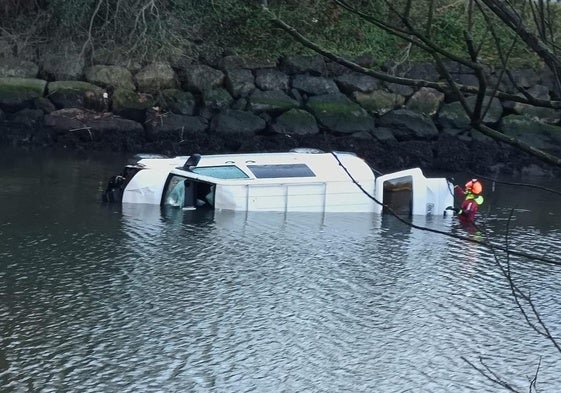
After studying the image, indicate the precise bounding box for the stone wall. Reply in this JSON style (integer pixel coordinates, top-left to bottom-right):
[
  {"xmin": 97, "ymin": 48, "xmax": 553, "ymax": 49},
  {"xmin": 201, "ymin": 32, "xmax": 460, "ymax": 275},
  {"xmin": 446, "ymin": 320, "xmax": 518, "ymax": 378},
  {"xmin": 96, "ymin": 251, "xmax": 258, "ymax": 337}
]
[{"xmin": 0, "ymin": 54, "xmax": 560, "ymax": 176}]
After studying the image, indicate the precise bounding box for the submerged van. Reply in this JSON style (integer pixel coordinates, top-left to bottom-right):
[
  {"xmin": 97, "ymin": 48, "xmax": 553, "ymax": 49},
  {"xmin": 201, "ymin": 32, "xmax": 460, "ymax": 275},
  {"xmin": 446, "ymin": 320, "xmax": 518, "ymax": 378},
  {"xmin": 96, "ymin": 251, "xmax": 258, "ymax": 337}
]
[{"xmin": 103, "ymin": 149, "xmax": 453, "ymax": 215}]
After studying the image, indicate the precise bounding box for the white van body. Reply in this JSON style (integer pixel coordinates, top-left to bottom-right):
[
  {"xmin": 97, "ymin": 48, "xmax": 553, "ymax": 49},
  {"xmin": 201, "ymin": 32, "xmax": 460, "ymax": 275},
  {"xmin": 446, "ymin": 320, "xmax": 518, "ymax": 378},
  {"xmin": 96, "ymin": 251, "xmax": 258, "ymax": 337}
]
[{"xmin": 113, "ymin": 150, "xmax": 453, "ymax": 215}]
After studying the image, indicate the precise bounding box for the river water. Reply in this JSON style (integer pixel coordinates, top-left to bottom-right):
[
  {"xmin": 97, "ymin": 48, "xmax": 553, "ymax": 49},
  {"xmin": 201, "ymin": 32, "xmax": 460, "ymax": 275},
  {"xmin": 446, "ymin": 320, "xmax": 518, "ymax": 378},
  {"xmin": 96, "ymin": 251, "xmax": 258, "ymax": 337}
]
[{"xmin": 0, "ymin": 150, "xmax": 560, "ymax": 392}]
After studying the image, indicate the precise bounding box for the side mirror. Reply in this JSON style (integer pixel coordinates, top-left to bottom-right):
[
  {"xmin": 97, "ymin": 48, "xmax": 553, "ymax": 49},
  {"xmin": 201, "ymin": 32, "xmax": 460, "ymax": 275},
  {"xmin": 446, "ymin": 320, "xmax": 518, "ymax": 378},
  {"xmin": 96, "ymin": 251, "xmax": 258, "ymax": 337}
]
[{"xmin": 183, "ymin": 154, "xmax": 201, "ymax": 171}]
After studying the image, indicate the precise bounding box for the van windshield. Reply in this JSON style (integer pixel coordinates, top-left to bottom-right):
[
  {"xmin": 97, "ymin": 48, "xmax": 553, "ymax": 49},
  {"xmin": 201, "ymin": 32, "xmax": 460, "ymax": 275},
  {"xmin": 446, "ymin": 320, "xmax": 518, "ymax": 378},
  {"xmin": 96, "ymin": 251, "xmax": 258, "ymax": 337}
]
[{"xmin": 191, "ymin": 166, "xmax": 249, "ymax": 179}]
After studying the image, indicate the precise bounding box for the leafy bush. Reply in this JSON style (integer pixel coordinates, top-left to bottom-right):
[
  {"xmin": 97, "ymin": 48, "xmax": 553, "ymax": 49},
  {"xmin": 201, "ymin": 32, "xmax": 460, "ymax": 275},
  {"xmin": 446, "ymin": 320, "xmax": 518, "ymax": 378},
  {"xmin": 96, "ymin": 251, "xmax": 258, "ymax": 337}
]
[{"xmin": 1, "ymin": 0, "xmax": 559, "ymax": 67}]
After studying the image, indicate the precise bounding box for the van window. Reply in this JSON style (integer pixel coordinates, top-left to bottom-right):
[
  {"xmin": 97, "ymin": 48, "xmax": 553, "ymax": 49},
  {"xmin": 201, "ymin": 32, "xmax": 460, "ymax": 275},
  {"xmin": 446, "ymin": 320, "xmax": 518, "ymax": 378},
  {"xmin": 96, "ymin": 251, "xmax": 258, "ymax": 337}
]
[
  {"xmin": 163, "ymin": 175, "xmax": 187, "ymax": 207},
  {"xmin": 162, "ymin": 175, "xmax": 216, "ymax": 209},
  {"xmin": 247, "ymin": 164, "xmax": 315, "ymax": 178},
  {"xmin": 191, "ymin": 166, "xmax": 249, "ymax": 179}
]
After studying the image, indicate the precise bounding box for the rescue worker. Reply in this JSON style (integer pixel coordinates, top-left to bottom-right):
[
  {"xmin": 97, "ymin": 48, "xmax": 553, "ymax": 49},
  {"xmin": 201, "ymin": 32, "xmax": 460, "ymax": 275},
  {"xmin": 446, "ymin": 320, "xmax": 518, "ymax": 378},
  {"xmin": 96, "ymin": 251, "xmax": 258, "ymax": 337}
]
[{"xmin": 446, "ymin": 178, "xmax": 484, "ymax": 224}]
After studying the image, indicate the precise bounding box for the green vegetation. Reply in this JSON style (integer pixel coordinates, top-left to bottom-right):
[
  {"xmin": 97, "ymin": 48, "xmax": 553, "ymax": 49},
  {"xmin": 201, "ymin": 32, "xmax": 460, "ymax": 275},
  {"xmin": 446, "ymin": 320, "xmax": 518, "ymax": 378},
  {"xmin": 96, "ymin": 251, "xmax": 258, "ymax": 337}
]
[
  {"xmin": 0, "ymin": 0, "xmax": 559, "ymax": 67},
  {"xmin": 0, "ymin": 77, "xmax": 46, "ymax": 101}
]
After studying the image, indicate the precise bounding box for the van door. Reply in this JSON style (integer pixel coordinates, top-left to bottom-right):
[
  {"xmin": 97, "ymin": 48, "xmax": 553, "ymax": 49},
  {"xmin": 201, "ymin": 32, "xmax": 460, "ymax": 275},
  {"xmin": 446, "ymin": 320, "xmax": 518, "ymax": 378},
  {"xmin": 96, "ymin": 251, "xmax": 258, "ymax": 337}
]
[{"xmin": 382, "ymin": 175, "xmax": 413, "ymax": 216}]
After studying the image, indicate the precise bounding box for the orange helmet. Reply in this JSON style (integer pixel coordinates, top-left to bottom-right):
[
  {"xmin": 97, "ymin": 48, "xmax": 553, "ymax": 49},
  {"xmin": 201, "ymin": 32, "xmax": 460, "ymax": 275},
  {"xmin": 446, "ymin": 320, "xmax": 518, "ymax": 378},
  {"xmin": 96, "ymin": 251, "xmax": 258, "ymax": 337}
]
[{"xmin": 465, "ymin": 179, "xmax": 482, "ymax": 194}]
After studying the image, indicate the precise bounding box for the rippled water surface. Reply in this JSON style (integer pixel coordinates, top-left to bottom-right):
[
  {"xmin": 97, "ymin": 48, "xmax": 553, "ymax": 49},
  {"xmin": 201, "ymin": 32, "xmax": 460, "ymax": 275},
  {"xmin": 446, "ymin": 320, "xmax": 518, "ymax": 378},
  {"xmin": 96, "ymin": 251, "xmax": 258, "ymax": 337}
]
[{"xmin": 1, "ymin": 151, "xmax": 560, "ymax": 392}]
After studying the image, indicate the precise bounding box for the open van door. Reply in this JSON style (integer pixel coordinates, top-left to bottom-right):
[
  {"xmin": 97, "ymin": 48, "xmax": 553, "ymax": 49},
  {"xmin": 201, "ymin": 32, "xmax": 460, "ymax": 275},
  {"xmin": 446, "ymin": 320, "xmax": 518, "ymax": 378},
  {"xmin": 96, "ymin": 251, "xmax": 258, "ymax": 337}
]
[
  {"xmin": 375, "ymin": 168, "xmax": 453, "ymax": 216},
  {"xmin": 382, "ymin": 175, "xmax": 413, "ymax": 216}
]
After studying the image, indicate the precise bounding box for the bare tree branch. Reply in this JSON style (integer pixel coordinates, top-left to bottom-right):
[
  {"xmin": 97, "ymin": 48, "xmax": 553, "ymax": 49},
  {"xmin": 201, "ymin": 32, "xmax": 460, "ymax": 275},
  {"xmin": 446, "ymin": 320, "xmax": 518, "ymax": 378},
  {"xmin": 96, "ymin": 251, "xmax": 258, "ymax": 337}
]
[
  {"xmin": 475, "ymin": 123, "xmax": 561, "ymax": 166},
  {"xmin": 340, "ymin": 0, "xmax": 483, "ymax": 71},
  {"xmin": 80, "ymin": 0, "xmax": 105, "ymax": 59},
  {"xmin": 263, "ymin": 5, "xmax": 561, "ymax": 105},
  {"xmin": 529, "ymin": 357, "xmax": 541, "ymax": 392},
  {"xmin": 462, "ymin": 356, "xmax": 524, "ymax": 392},
  {"xmin": 262, "ymin": 5, "xmax": 561, "ymax": 167},
  {"xmin": 480, "ymin": 0, "xmax": 561, "ymax": 79}
]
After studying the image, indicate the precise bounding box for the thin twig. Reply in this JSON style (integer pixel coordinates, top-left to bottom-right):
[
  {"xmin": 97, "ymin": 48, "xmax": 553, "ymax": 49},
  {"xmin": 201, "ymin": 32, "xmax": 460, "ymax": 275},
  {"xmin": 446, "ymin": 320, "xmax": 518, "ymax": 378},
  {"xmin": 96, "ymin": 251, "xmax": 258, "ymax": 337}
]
[
  {"xmin": 461, "ymin": 356, "xmax": 523, "ymax": 392},
  {"xmin": 68, "ymin": 127, "xmax": 94, "ymax": 141}
]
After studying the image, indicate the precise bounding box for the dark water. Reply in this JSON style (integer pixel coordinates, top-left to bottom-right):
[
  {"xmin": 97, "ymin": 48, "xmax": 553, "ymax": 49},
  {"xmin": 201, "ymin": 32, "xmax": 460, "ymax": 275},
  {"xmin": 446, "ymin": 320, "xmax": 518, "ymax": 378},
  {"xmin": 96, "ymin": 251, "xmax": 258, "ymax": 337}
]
[{"xmin": 1, "ymin": 151, "xmax": 560, "ymax": 392}]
